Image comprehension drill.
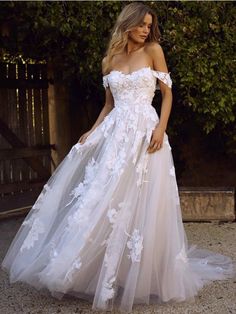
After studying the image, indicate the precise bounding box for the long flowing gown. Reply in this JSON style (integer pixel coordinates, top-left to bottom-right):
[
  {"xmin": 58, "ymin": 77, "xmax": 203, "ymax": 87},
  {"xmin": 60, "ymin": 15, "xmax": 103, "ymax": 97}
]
[{"xmin": 1, "ymin": 66, "xmax": 235, "ymax": 313}]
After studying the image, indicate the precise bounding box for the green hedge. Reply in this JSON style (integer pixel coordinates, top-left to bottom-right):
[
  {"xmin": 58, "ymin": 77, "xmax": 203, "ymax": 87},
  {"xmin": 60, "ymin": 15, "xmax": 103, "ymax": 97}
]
[{"xmin": 0, "ymin": 1, "xmax": 235, "ymax": 152}]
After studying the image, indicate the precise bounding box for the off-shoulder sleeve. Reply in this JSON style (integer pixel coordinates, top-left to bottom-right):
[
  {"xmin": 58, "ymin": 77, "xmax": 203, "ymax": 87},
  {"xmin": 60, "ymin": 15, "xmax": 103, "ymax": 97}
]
[
  {"xmin": 152, "ymin": 70, "xmax": 172, "ymax": 89},
  {"xmin": 103, "ymin": 75, "xmax": 109, "ymax": 89}
]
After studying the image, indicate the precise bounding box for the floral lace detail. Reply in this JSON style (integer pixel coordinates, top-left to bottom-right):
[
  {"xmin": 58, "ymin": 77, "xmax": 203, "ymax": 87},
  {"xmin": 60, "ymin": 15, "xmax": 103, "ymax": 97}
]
[
  {"xmin": 108, "ymin": 148, "xmax": 127, "ymax": 177},
  {"xmin": 100, "ymin": 68, "xmax": 167, "ymax": 190},
  {"xmin": 49, "ymin": 245, "xmax": 58, "ymax": 261},
  {"xmin": 126, "ymin": 229, "xmax": 144, "ymax": 263},
  {"xmin": 100, "ymin": 275, "xmax": 116, "ymax": 302},
  {"xmin": 19, "ymin": 182, "xmax": 54, "ymax": 251},
  {"xmin": 152, "ymin": 70, "xmax": 172, "ymax": 89},
  {"xmin": 65, "ymin": 257, "xmax": 82, "ymax": 282},
  {"xmin": 83, "ymin": 157, "xmax": 99, "ymax": 184},
  {"xmin": 66, "ymin": 157, "xmax": 99, "ymax": 206},
  {"xmin": 67, "ymin": 142, "xmax": 89, "ymax": 160},
  {"xmin": 106, "ymin": 201, "xmax": 127, "ymax": 228},
  {"xmin": 100, "ymin": 202, "xmax": 131, "ymax": 303},
  {"xmin": 20, "ymin": 217, "xmax": 45, "ymax": 252},
  {"xmin": 66, "ymin": 128, "xmax": 128, "ymax": 233},
  {"xmin": 103, "ymin": 75, "xmax": 109, "ymax": 89},
  {"xmin": 71, "ymin": 182, "xmax": 86, "ymax": 199},
  {"xmin": 114, "ymin": 124, "xmax": 129, "ymax": 143},
  {"xmin": 67, "ymin": 209, "xmax": 89, "ymax": 228},
  {"xmin": 107, "ymin": 208, "xmax": 118, "ymax": 224},
  {"xmin": 64, "ymin": 157, "xmax": 106, "ymax": 233},
  {"xmin": 29, "ymin": 183, "xmax": 51, "ymax": 212},
  {"xmin": 101, "ymin": 115, "xmax": 115, "ymax": 137},
  {"xmin": 102, "ymin": 67, "xmax": 172, "ymax": 93},
  {"xmin": 136, "ymin": 152, "xmax": 149, "ymax": 187}
]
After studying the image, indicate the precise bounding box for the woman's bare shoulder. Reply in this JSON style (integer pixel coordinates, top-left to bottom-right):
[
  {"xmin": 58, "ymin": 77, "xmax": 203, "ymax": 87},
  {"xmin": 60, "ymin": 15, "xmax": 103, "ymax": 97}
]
[
  {"xmin": 145, "ymin": 42, "xmax": 169, "ymax": 72},
  {"xmin": 144, "ymin": 42, "xmax": 163, "ymax": 56},
  {"xmin": 144, "ymin": 42, "xmax": 168, "ymax": 69}
]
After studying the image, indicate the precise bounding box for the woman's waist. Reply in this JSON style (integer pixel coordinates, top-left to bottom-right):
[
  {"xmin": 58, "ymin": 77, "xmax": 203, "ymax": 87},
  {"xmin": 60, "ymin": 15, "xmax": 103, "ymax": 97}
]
[
  {"xmin": 114, "ymin": 99, "xmax": 153, "ymax": 109},
  {"xmin": 112, "ymin": 101, "xmax": 158, "ymax": 122}
]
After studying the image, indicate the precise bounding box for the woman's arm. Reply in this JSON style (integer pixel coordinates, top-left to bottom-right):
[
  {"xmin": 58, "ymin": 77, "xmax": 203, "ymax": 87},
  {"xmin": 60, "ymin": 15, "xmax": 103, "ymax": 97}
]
[
  {"xmin": 90, "ymin": 90, "xmax": 114, "ymax": 132},
  {"xmin": 146, "ymin": 43, "xmax": 173, "ymax": 153},
  {"xmin": 78, "ymin": 58, "xmax": 114, "ymax": 144}
]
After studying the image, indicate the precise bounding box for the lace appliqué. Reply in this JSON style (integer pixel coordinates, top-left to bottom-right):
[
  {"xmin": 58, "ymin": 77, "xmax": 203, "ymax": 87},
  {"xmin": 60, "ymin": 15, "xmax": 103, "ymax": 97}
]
[
  {"xmin": 152, "ymin": 70, "xmax": 172, "ymax": 89},
  {"xmin": 136, "ymin": 152, "xmax": 149, "ymax": 187},
  {"xmin": 67, "ymin": 142, "xmax": 92, "ymax": 160},
  {"xmin": 107, "ymin": 208, "xmax": 118, "ymax": 224},
  {"xmin": 101, "ymin": 115, "xmax": 115, "ymax": 138},
  {"xmin": 20, "ymin": 217, "xmax": 45, "ymax": 252},
  {"xmin": 71, "ymin": 182, "xmax": 86, "ymax": 199},
  {"xmin": 100, "ymin": 276, "xmax": 116, "ymax": 302},
  {"xmin": 28, "ymin": 183, "xmax": 51, "ymax": 213},
  {"xmin": 65, "ymin": 258, "xmax": 82, "ymax": 282},
  {"xmin": 66, "ymin": 157, "xmax": 99, "ymax": 206},
  {"xmin": 107, "ymin": 148, "xmax": 127, "ymax": 177},
  {"xmin": 105, "ymin": 201, "xmax": 127, "ymax": 228},
  {"xmin": 126, "ymin": 229, "xmax": 144, "ymax": 263},
  {"xmin": 103, "ymin": 76, "xmax": 109, "ymax": 89},
  {"xmin": 100, "ymin": 202, "xmax": 131, "ymax": 303},
  {"xmin": 19, "ymin": 183, "xmax": 52, "ymax": 252},
  {"xmin": 105, "ymin": 202, "xmax": 123, "ymax": 231}
]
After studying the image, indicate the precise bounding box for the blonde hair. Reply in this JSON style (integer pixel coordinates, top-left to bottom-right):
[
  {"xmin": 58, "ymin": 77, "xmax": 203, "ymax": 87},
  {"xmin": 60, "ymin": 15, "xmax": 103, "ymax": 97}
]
[{"xmin": 103, "ymin": 2, "xmax": 161, "ymax": 74}]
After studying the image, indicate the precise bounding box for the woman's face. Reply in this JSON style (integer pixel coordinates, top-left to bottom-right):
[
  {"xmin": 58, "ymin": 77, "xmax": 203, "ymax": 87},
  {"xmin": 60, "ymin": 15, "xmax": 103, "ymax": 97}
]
[{"xmin": 128, "ymin": 13, "xmax": 152, "ymax": 44}]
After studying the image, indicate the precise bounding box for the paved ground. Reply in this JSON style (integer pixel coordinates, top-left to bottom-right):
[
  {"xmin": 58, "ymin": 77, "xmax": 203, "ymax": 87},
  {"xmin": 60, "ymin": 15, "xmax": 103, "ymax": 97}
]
[{"xmin": 0, "ymin": 217, "xmax": 235, "ymax": 314}]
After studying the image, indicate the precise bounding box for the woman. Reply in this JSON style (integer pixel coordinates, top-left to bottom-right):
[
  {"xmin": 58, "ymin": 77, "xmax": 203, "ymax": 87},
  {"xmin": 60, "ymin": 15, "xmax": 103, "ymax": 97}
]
[{"xmin": 2, "ymin": 2, "xmax": 235, "ymax": 313}]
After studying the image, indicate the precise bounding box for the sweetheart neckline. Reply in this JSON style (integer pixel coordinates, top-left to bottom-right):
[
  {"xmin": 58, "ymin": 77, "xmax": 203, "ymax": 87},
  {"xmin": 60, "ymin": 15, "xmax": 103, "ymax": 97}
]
[
  {"xmin": 103, "ymin": 66, "xmax": 153, "ymax": 78},
  {"xmin": 102, "ymin": 67, "xmax": 173, "ymax": 89}
]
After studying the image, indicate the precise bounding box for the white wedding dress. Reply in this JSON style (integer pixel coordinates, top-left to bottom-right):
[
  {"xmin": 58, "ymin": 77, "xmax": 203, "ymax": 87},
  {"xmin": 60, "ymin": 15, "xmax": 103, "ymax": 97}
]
[{"xmin": 1, "ymin": 66, "xmax": 235, "ymax": 313}]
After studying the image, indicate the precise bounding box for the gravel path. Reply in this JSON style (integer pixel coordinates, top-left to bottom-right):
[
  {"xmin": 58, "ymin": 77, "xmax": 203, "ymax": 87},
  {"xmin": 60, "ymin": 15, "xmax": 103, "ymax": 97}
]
[{"xmin": 0, "ymin": 217, "xmax": 235, "ymax": 314}]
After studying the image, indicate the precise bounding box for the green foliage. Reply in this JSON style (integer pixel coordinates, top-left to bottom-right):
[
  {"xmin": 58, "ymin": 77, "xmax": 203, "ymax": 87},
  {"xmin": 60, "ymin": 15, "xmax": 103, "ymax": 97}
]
[
  {"xmin": 0, "ymin": 1, "xmax": 235, "ymax": 152},
  {"xmin": 160, "ymin": 2, "xmax": 236, "ymax": 142},
  {"xmin": 0, "ymin": 1, "xmax": 122, "ymax": 82}
]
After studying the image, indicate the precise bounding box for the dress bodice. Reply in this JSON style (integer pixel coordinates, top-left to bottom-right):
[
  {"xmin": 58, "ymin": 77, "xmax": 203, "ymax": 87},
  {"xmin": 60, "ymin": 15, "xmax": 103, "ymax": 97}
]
[{"xmin": 102, "ymin": 67, "xmax": 172, "ymax": 107}]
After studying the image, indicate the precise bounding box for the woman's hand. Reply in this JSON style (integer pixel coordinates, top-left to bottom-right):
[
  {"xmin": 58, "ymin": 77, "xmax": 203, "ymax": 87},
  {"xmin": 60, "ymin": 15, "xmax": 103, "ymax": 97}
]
[
  {"xmin": 147, "ymin": 125, "xmax": 165, "ymax": 154},
  {"xmin": 78, "ymin": 130, "xmax": 93, "ymax": 144}
]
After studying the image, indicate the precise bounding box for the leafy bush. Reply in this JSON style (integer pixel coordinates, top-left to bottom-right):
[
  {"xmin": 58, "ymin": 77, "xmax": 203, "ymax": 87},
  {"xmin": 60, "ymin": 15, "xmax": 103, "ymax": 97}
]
[{"xmin": 0, "ymin": 1, "xmax": 235, "ymax": 152}]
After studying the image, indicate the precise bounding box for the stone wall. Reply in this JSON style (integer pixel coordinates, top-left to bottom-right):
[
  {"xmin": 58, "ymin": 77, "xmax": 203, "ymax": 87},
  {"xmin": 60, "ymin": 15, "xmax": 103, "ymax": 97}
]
[{"xmin": 180, "ymin": 187, "xmax": 235, "ymax": 221}]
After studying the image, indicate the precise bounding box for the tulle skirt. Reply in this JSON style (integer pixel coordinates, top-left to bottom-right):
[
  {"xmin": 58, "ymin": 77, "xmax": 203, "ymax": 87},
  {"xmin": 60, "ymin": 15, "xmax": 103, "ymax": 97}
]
[{"xmin": 1, "ymin": 105, "xmax": 236, "ymax": 313}]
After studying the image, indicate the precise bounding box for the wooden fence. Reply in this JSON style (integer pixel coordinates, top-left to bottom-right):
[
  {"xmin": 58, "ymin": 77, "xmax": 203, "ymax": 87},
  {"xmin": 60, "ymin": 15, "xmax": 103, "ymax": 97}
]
[{"xmin": 0, "ymin": 62, "xmax": 54, "ymax": 215}]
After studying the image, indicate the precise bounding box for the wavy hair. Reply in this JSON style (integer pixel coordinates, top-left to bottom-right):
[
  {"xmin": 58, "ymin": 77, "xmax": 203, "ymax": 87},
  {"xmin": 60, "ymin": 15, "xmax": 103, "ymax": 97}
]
[{"xmin": 103, "ymin": 2, "xmax": 161, "ymax": 74}]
